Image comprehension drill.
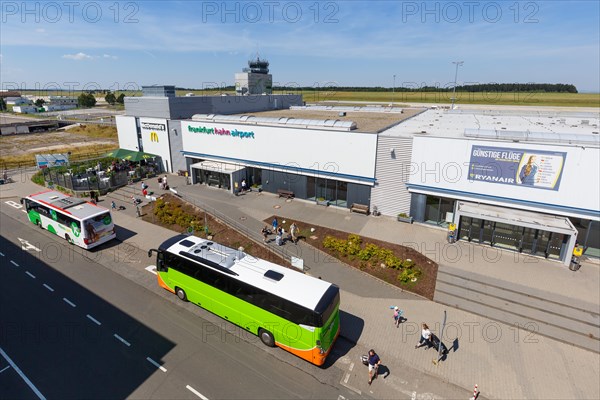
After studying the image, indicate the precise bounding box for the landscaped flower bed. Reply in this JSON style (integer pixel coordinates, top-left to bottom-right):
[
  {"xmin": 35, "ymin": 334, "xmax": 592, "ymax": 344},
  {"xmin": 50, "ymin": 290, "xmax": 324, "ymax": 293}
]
[{"xmin": 265, "ymin": 216, "xmax": 438, "ymax": 300}]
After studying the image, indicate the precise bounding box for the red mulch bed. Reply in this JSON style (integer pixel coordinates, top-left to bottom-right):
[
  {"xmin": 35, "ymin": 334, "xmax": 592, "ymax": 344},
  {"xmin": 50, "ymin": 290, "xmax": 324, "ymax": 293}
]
[
  {"xmin": 264, "ymin": 216, "xmax": 438, "ymax": 300},
  {"xmin": 141, "ymin": 194, "xmax": 290, "ymax": 267}
]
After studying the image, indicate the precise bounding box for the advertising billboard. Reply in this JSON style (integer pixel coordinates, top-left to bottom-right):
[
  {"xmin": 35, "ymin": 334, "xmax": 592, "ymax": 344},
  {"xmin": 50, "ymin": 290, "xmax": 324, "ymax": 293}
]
[{"xmin": 469, "ymin": 146, "xmax": 567, "ymax": 191}]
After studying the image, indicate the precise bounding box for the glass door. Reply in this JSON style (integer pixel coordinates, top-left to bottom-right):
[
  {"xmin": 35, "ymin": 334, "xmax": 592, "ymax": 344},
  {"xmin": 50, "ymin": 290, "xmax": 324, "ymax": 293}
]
[
  {"xmin": 520, "ymin": 227, "xmax": 537, "ymax": 254},
  {"xmin": 534, "ymin": 230, "xmax": 552, "ymax": 258},
  {"xmin": 334, "ymin": 181, "xmax": 348, "ymax": 207},
  {"xmin": 424, "ymin": 196, "xmax": 440, "ymax": 224},
  {"xmin": 547, "ymin": 232, "xmax": 565, "ymax": 260},
  {"xmin": 481, "ymin": 220, "xmax": 494, "ymax": 245},
  {"xmin": 492, "ymin": 222, "xmax": 520, "ymax": 251},
  {"xmin": 459, "ymin": 217, "xmax": 472, "ymax": 240}
]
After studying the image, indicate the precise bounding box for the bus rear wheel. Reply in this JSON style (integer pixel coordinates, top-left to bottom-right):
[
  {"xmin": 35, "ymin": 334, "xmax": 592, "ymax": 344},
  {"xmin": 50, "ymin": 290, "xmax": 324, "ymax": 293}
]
[
  {"xmin": 37, "ymin": 220, "xmax": 42, "ymax": 228},
  {"xmin": 176, "ymin": 287, "xmax": 187, "ymax": 301},
  {"xmin": 258, "ymin": 328, "xmax": 275, "ymax": 347},
  {"xmin": 65, "ymin": 234, "xmax": 74, "ymax": 245}
]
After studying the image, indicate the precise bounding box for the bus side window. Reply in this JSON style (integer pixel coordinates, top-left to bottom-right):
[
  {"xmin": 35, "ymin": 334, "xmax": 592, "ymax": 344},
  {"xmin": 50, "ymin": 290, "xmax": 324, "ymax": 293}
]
[
  {"xmin": 36, "ymin": 204, "xmax": 49, "ymax": 217},
  {"xmin": 157, "ymin": 252, "xmax": 167, "ymax": 272}
]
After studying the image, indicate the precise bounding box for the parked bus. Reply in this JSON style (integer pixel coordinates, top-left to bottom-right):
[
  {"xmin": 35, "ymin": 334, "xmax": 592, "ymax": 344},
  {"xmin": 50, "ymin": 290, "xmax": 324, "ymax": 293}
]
[
  {"xmin": 148, "ymin": 234, "xmax": 340, "ymax": 366},
  {"xmin": 21, "ymin": 190, "xmax": 116, "ymax": 249}
]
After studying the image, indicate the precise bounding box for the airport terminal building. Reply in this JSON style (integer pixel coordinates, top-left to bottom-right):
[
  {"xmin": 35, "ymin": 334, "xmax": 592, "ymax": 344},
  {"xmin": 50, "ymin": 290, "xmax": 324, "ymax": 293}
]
[{"xmin": 116, "ymin": 85, "xmax": 599, "ymax": 265}]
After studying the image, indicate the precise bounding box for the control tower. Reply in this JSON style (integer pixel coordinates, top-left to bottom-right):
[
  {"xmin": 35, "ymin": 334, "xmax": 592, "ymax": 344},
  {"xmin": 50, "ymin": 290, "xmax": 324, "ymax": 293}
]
[{"xmin": 235, "ymin": 56, "xmax": 273, "ymax": 95}]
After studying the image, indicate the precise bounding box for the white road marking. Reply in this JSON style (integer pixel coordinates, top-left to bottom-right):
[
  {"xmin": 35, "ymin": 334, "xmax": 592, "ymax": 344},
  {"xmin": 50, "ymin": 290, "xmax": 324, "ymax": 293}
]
[
  {"xmin": 186, "ymin": 385, "xmax": 210, "ymax": 400},
  {"xmin": 145, "ymin": 265, "xmax": 157, "ymax": 275},
  {"xmin": 349, "ymin": 362, "xmax": 354, "ymax": 371},
  {"xmin": 114, "ymin": 334, "xmax": 131, "ymax": 347},
  {"xmin": 18, "ymin": 238, "xmax": 41, "ymax": 252},
  {"xmin": 86, "ymin": 315, "xmax": 101, "ymax": 326},
  {"xmin": 0, "ymin": 252, "xmax": 4, "ymax": 256},
  {"xmin": 343, "ymin": 373, "xmax": 350, "ymax": 384},
  {"xmin": 0, "ymin": 365, "xmax": 10, "ymax": 374},
  {"xmin": 22, "ymin": 210, "xmax": 27, "ymax": 213},
  {"xmin": 0, "ymin": 347, "xmax": 47, "ymax": 400},
  {"xmin": 146, "ymin": 357, "xmax": 167, "ymax": 372},
  {"xmin": 25, "ymin": 271, "xmax": 36, "ymax": 279},
  {"xmin": 4, "ymin": 200, "xmax": 23, "ymax": 210},
  {"xmin": 63, "ymin": 298, "xmax": 76, "ymax": 307},
  {"xmin": 10, "ymin": 260, "xmax": 19, "ymax": 267},
  {"xmin": 43, "ymin": 284, "xmax": 55, "ymax": 292}
]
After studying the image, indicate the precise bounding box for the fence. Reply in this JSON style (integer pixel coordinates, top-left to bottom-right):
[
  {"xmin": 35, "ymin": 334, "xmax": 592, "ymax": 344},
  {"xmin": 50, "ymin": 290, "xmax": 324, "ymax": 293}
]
[
  {"xmin": 43, "ymin": 169, "xmax": 133, "ymax": 194},
  {"xmin": 172, "ymin": 191, "xmax": 293, "ymax": 266}
]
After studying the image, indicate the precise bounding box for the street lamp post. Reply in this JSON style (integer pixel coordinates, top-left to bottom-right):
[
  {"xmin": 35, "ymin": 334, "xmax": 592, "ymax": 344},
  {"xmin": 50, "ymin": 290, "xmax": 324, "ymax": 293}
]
[
  {"xmin": 392, "ymin": 74, "xmax": 396, "ymax": 107},
  {"xmin": 451, "ymin": 61, "xmax": 464, "ymax": 110}
]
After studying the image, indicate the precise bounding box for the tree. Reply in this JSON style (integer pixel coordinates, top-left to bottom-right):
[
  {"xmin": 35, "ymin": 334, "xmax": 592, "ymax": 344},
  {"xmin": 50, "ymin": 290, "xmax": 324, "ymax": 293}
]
[
  {"xmin": 78, "ymin": 92, "xmax": 97, "ymax": 108},
  {"xmin": 116, "ymin": 93, "xmax": 125, "ymax": 105},
  {"xmin": 0, "ymin": 98, "xmax": 6, "ymax": 111},
  {"xmin": 35, "ymin": 98, "xmax": 46, "ymax": 107},
  {"xmin": 105, "ymin": 92, "xmax": 116, "ymax": 105}
]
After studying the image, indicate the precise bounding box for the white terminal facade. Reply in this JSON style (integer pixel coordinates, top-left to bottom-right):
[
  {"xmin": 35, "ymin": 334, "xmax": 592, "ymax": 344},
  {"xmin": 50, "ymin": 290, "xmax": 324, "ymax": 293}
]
[{"xmin": 116, "ymin": 80, "xmax": 599, "ymax": 266}]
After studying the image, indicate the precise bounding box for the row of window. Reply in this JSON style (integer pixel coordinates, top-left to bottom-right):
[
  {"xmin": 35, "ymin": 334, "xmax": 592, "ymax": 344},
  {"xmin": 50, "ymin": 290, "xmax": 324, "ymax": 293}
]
[
  {"xmin": 159, "ymin": 252, "xmax": 330, "ymax": 327},
  {"xmin": 25, "ymin": 199, "xmax": 80, "ymax": 229}
]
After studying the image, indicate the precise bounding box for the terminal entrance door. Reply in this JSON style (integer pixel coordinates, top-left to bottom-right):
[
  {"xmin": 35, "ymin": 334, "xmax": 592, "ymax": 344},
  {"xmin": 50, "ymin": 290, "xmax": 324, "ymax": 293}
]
[{"xmin": 458, "ymin": 216, "xmax": 569, "ymax": 260}]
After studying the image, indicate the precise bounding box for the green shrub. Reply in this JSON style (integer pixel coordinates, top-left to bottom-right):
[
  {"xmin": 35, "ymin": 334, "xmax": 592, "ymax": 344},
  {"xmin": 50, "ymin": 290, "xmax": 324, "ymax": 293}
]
[
  {"xmin": 31, "ymin": 171, "xmax": 45, "ymax": 185},
  {"xmin": 397, "ymin": 267, "xmax": 421, "ymax": 283},
  {"xmin": 358, "ymin": 243, "xmax": 379, "ymax": 261},
  {"xmin": 346, "ymin": 234, "xmax": 362, "ymax": 255}
]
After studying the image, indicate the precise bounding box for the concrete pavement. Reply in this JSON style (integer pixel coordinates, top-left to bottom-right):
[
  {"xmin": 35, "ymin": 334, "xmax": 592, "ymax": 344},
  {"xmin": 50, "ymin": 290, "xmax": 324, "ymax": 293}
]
[{"xmin": 2, "ymin": 170, "xmax": 599, "ymax": 399}]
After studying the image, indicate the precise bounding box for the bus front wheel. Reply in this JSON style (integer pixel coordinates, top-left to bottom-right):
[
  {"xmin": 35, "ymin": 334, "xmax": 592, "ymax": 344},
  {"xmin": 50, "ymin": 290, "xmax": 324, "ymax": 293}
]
[
  {"xmin": 65, "ymin": 234, "xmax": 74, "ymax": 245},
  {"xmin": 176, "ymin": 287, "xmax": 187, "ymax": 301},
  {"xmin": 258, "ymin": 328, "xmax": 275, "ymax": 347}
]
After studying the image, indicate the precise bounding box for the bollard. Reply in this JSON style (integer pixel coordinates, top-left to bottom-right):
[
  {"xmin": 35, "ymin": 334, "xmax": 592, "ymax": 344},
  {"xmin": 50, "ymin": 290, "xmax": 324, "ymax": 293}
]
[{"xmin": 469, "ymin": 384, "xmax": 479, "ymax": 400}]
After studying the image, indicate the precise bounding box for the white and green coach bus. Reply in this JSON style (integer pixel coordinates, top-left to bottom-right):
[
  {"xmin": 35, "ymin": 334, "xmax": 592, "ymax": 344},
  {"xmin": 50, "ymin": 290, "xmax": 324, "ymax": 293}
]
[
  {"xmin": 21, "ymin": 190, "xmax": 116, "ymax": 249},
  {"xmin": 148, "ymin": 234, "xmax": 340, "ymax": 366}
]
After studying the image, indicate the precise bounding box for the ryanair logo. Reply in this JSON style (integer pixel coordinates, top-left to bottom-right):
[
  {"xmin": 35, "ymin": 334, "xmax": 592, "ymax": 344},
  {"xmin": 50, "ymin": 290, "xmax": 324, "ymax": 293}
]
[{"xmin": 150, "ymin": 131, "xmax": 159, "ymax": 142}]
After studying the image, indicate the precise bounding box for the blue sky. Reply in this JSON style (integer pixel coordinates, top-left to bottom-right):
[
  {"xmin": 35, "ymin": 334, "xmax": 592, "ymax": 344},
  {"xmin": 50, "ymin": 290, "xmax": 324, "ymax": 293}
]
[{"xmin": 1, "ymin": 1, "xmax": 599, "ymax": 92}]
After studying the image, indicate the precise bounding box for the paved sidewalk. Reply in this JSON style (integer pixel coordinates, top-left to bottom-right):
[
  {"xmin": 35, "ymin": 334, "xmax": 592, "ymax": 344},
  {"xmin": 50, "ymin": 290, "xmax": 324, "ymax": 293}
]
[{"xmin": 2, "ymin": 171, "xmax": 599, "ymax": 399}]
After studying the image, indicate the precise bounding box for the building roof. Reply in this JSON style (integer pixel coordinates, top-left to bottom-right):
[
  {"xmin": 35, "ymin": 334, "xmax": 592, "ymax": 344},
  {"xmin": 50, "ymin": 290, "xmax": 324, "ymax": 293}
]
[
  {"xmin": 229, "ymin": 106, "xmax": 425, "ymax": 133},
  {"xmin": 382, "ymin": 108, "xmax": 600, "ymax": 146}
]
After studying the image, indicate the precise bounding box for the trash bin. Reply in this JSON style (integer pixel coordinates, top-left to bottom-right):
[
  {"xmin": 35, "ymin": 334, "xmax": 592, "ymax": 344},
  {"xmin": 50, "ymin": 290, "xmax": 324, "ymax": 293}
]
[
  {"xmin": 447, "ymin": 223, "xmax": 457, "ymax": 243},
  {"xmin": 569, "ymin": 257, "xmax": 581, "ymax": 271}
]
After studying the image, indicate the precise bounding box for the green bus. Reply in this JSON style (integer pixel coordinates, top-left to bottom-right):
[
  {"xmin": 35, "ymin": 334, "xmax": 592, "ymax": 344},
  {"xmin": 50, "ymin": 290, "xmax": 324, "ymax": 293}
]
[{"xmin": 148, "ymin": 234, "xmax": 340, "ymax": 366}]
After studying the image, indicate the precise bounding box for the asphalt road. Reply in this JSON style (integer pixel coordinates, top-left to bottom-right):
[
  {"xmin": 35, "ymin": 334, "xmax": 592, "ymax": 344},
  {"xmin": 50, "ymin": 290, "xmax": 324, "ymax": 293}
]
[{"xmin": 0, "ymin": 214, "xmax": 351, "ymax": 399}]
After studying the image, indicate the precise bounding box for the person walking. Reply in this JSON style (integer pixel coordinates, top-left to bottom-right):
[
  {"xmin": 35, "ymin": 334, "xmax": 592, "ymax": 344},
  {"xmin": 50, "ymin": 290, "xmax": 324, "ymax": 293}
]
[
  {"xmin": 163, "ymin": 175, "xmax": 168, "ymax": 190},
  {"xmin": 241, "ymin": 179, "xmax": 247, "ymax": 192},
  {"xmin": 392, "ymin": 306, "xmax": 403, "ymax": 328},
  {"xmin": 272, "ymin": 217, "xmax": 278, "ymax": 232},
  {"xmin": 290, "ymin": 222, "xmax": 298, "ymax": 244},
  {"xmin": 416, "ymin": 323, "xmax": 432, "ymax": 349},
  {"xmin": 261, "ymin": 226, "xmax": 270, "ymax": 243},
  {"xmin": 367, "ymin": 349, "xmax": 381, "ymax": 385}
]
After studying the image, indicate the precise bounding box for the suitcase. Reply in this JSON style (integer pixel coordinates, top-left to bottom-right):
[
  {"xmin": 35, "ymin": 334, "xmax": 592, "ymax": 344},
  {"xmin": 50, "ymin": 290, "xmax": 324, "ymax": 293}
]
[
  {"xmin": 361, "ymin": 355, "xmax": 369, "ymax": 366},
  {"xmin": 429, "ymin": 333, "xmax": 448, "ymax": 354}
]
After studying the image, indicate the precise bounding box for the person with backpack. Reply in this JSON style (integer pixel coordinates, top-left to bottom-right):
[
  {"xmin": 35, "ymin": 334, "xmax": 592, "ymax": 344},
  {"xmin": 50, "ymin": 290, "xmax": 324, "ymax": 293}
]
[
  {"xmin": 392, "ymin": 306, "xmax": 404, "ymax": 328},
  {"xmin": 367, "ymin": 349, "xmax": 381, "ymax": 385}
]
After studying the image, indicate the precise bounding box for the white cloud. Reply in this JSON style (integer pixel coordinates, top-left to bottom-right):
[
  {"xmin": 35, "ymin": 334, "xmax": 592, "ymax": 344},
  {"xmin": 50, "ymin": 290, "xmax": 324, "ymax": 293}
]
[
  {"xmin": 103, "ymin": 54, "xmax": 118, "ymax": 59},
  {"xmin": 63, "ymin": 52, "xmax": 93, "ymax": 60}
]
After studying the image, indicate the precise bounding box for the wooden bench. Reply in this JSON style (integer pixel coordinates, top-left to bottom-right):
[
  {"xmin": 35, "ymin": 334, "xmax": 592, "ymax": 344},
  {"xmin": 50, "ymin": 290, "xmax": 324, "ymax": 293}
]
[
  {"xmin": 350, "ymin": 203, "xmax": 369, "ymax": 215},
  {"xmin": 277, "ymin": 189, "xmax": 295, "ymax": 199}
]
